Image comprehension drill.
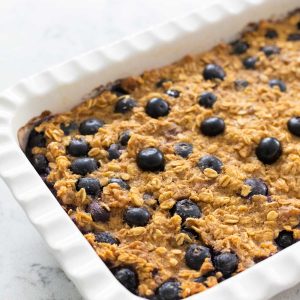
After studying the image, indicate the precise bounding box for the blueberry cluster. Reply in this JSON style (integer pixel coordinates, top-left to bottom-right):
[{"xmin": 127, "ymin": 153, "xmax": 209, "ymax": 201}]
[{"xmin": 25, "ymin": 20, "xmax": 300, "ymax": 300}]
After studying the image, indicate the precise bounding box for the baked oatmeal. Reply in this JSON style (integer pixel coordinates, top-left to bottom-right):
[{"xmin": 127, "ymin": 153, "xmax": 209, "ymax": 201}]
[{"xmin": 24, "ymin": 11, "xmax": 300, "ymax": 300}]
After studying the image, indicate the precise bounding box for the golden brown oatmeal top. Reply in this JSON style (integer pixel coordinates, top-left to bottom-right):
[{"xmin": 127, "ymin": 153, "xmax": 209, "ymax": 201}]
[{"xmin": 25, "ymin": 12, "xmax": 300, "ymax": 299}]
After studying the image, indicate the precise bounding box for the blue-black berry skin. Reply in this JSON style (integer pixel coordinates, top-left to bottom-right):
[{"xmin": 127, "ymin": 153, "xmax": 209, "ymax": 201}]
[
  {"xmin": 76, "ymin": 177, "xmax": 101, "ymax": 196},
  {"xmin": 70, "ymin": 157, "xmax": 99, "ymax": 175},
  {"xmin": 156, "ymin": 281, "xmax": 181, "ymax": 300},
  {"xmin": 200, "ymin": 117, "xmax": 225, "ymax": 137},
  {"xmin": 243, "ymin": 56, "xmax": 258, "ymax": 69},
  {"xmin": 107, "ymin": 144, "xmax": 122, "ymax": 160},
  {"xmin": 166, "ymin": 89, "xmax": 180, "ymax": 98},
  {"xmin": 213, "ymin": 252, "xmax": 238, "ymax": 278},
  {"xmin": 32, "ymin": 154, "xmax": 49, "ymax": 174},
  {"xmin": 255, "ymin": 137, "xmax": 282, "ymax": 164},
  {"xmin": 234, "ymin": 79, "xmax": 249, "ymax": 91},
  {"xmin": 265, "ymin": 28, "xmax": 278, "ymax": 39},
  {"xmin": 174, "ymin": 143, "xmax": 193, "ymax": 158},
  {"xmin": 156, "ymin": 78, "xmax": 172, "ymax": 88},
  {"xmin": 115, "ymin": 96, "xmax": 137, "ymax": 113},
  {"xmin": 119, "ymin": 130, "xmax": 131, "ymax": 146},
  {"xmin": 124, "ymin": 207, "xmax": 151, "ymax": 227},
  {"xmin": 79, "ymin": 118, "xmax": 104, "ymax": 135},
  {"xmin": 95, "ymin": 232, "xmax": 119, "ymax": 245},
  {"xmin": 173, "ymin": 199, "xmax": 201, "ymax": 222},
  {"xmin": 231, "ymin": 40, "xmax": 249, "ymax": 55},
  {"xmin": 60, "ymin": 122, "xmax": 78, "ymax": 135},
  {"xmin": 198, "ymin": 155, "xmax": 223, "ymax": 174},
  {"xmin": 203, "ymin": 64, "xmax": 226, "ymax": 81},
  {"xmin": 113, "ymin": 268, "xmax": 138, "ymax": 293},
  {"xmin": 198, "ymin": 92, "xmax": 217, "ymax": 108},
  {"xmin": 194, "ymin": 271, "xmax": 215, "ymax": 284},
  {"xmin": 287, "ymin": 117, "xmax": 300, "ymax": 137},
  {"xmin": 287, "ymin": 33, "xmax": 300, "ymax": 41},
  {"xmin": 110, "ymin": 83, "xmax": 129, "ymax": 96},
  {"xmin": 27, "ymin": 129, "xmax": 46, "ymax": 149},
  {"xmin": 275, "ymin": 230, "xmax": 295, "ymax": 249},
  {"xmin": 261, "ymin": 45, "xmax": 280, "ymax": 56},
  {"xmin": 108, "ymin": 178, "xmax": 130, "ymax": 190},
  {"xmin": 87, "ymin": 201, "xmax": 110, "ymax": 222},
  {"xmin": 181, "ymin": 227, "xmax": 199, "ymax": 240},
  {"xmin": 67, "ymin": 138, "xmax": 90, "ymax": 157},
  {"xmin": 269, "ymin": 79, "xmax": 287, "ymax": 92},
  {"xmin": 185, "ymin": 244, "xmax": 211, "ymax": 270},
  {"xmin": 145, "ymin": 98, "xmax": 170, "ymax": 118},
  {"xmin": 137, "ymin": 148, "xmax": 165, "ymax": 172},
  {"xmin": 244, "ymin": 178, "xmax": 268, "ymax": 198}
]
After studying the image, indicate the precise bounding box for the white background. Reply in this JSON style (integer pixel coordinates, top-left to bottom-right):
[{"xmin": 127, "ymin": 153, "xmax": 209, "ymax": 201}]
[{"xmin": 0, "ymin": 0, "xmax": 299, "ymax": 299}]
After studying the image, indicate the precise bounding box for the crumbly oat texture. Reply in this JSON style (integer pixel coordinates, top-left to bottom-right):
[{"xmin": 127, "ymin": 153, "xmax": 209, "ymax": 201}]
[{"xmin": 25, "ymin": 12, "xmax": 300, "ymax": 299}]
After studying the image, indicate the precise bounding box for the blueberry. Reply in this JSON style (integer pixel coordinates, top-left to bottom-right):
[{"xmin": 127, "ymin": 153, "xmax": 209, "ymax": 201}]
[
  {"xmin": 203, "ymin": 64, "xmax": 226, "ymax": 81},
  {"xmin": 32, "ymin": 154, "xmax": 49, "ymax": 174},
  {"xmin": 60, "ymin": 122, "xmax": 78, "ymax": 135},
  {"xmin": 244, "ymin": 178, "xmax": 268, "ymax": 197},
  {"xmin": 119, "ymin": 130, "xmax": 131, "ymax": 146},
  {"xmin": 198, "ymin": 92, "xmax": 217, "ymax": 108},
  {"xmin": 95, "ymin": 232, "xmax": 119, "ymax": 245},
  {"xmin": 194, "ymin": 275, "xmax": 206, "ymax": 284},
  {"xmin": 200, "ymin": 117, "xmax": 225, "ymax": 137},
  {"xmin": 174, "ymin": 142, "xmax": 193, "ymax": 158},
  {"xmin": 107, "ymin": 144, "xmax": 122, "ymax": 160},
  {"xmin": 173, "ymin": 199, "xmax": 201, "ymax": 222},
  {"xmin": 43, "ymin": 177, "xmax": 57, "ymax": 197},
  {"xmin": 185, "ymin": 244, "xmax": 211, "ymax": 270},
  {"xmin": 234, "ymin": 79, "xmax": 249, "ymax": 91},
  {"xmin": 198, "ymin": 155, "xmax": 223, "ymax": 174},
  {"xmin": 213, "ymin": 252, "xmax": 238, "ymax": 278},
  {"xmin": 231, "ymin": 40, "xmax": 249, "ymax": 54},
  {"xmin": 145, "ymin": 98, "xmax": 170, "ymax": 118},
  {"xmin": 113, "ymin": 268, "xmax": 138, "ymax": 293},
  {"xmin": 287, "ymin": 117, "xmax": 300, "ymax": 137},
  {"xmin": 124, "ymin": 207, "xmax": 150, "ymax": 227},
  {"xmin": 70, "ymin": 157, "xmax": 99, "ymax": 175},
  {"xmin": 194, "ymin": 271, "xmax": 215, "ymax": 284},
  {"xmin": 156, "ymin": 281, "xmax": 181, "ymax": 300},
  {"xmin": 115, "ymin": 96, "xmax": 137, "ymax": 113},
  {"xmin": 269, "ymin": 79, "xmax": 286, "ymax": 92},
  {"xmin": 67, "ymin": 138, "xmax": 90, "ymax": 157},
  {"xmin": 166, "ymin": 89, "xmax": 180, "ymax": 98},
  {"xmin": 265, "ymin": 29, "xmax": 278, "ymax": 39},
  {"xmin": 243, "ymin": 56, "xmax": 258, "ymax": 69},
  {"xmin": 86, "ymin": 201, "xmax": 110, "ymax": 222},
  {"xmin": 108, "ymin": 178, "xmax": 130, "ymax": 190},
  {"xmin": 137, "ymin": 148, "xmax": 165, "ymax": 172},
  {"xmin": 181, "ymin": 227, "xmax": 199, "ymax": 240},
  {"xmin": 255, "ymin": 137, "xmax": 282, "ymax": 164},
  {"xmin": 27, "ymin": 129, "xmax": 46, "ymax": 149},
  {"xmin": 261, "ymin": 45, "xmax": 280, "ymax": 57},
  {"xmin": 156, "ymin": 78, "xmax": 172, "ymax": 88},
  {"xmin": 79, "ymin": 118, "xmax": 104, "ymax": 135},
  {"xmin": 275, "ymin": 230, "xmax": 295, "ymax": 249},
  {"xmin": 110, "ymin": 82, "xmax": 129, "ymax": 96},
  {"xmin": 287, "ymin": 33, "xmax": 300, "ymax": 41},
  {"xmin": 76, "ymin": 177, "xmax": 101, "ymax": 196}
]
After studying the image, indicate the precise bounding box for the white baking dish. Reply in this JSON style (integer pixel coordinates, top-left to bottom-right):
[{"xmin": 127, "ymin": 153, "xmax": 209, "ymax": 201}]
[{"xmin": 0, "ymin": 0, "xmax": 299, "ymax": 299}]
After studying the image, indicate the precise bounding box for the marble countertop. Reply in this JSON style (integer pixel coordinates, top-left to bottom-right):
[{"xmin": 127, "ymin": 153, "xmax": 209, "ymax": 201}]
[{"xmin": 0, "ymin": 0, "xmax": 299, "ymax": 299}]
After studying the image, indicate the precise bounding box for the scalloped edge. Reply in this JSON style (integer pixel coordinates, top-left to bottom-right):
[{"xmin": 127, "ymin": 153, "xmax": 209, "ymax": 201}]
[{"xmin": 0, "ymin": 0, "xmax": 299, "ymax": 300}]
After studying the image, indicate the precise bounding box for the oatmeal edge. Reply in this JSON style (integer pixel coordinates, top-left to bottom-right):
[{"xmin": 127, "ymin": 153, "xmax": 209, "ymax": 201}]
[{"xmin": 24, "ymin": 12, "xmax": 300, "ymax": 299}]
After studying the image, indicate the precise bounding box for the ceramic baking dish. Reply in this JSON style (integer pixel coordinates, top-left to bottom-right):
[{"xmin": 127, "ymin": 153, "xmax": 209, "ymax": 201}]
[{"xmin": 0, "ymin": 0, "xmax": 299, "ymax": 299}]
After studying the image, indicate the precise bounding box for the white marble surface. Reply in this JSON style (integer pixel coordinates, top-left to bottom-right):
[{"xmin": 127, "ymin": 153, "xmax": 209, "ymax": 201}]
[{"xmin": 0, "ymin": 0, "xmax": 299, "ymax": 299}]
